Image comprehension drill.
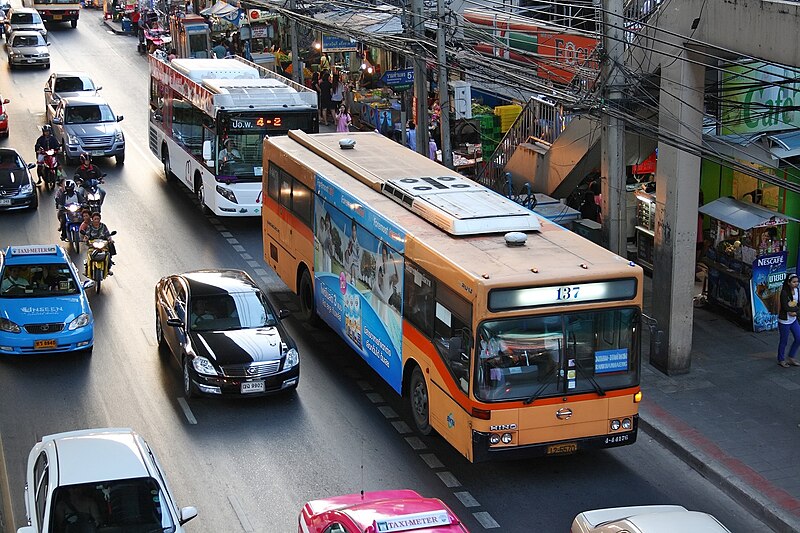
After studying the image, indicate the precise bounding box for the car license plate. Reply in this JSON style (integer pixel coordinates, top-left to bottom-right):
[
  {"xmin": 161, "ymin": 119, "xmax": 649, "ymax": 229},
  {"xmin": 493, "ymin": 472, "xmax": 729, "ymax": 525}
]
[
  {"xmin": 546, "ymin": 442, "xmax": 578, "ymax": 455},
  {"xmin": 0, "ymin": 199, "xmax": 11, "ymax": 206},
  {"xmin": 241, "ymin": 380, "xmax": 265, "ymax": 394},
  {"xmin": 53, "ymin": 14, "xmax": 62, "ymax": 19},
  {"xmin": 27, "ymin": 59, "xmax": 36, "ymax": 63},
  {"xmin": 90, "ymin": 150, "xmax": 105, "ymax": 156},
  {"xmin": 34, "ymin": 339, "xmax": 57, "ymax": 350}
]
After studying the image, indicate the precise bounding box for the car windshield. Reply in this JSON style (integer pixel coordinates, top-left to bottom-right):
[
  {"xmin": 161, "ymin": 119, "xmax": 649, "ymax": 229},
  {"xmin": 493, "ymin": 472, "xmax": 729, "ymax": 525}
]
[
  {"xmin": 13, "ymin": 34, "xmax": 44, "ymax": 47},
  {"xmin": 0, "ymin": 263, "xmax": 79, "ymax": 297},
  {"xmin": 55, "ymin": 76, "xmax": 95, "ymax": 93},
  {"xmin": 65, "ymin": 104, "xmax": 115, "ymax": 124},
  {"xmin": 190, "ymin": 291, "xmax": 276, "ymax": 331},
  {"xmin": 216, "ymin": 132, "xmax": 263, "ymax": 181},
  {"xmin": 475, "ymin": 308, "xmax": 640, "ymax": 402},
  {"xmin": 49, "ymin": 477, "xmax": 176, "ymax": 533},
  {"xmin": 0, "ymin": 151, "xmax": 25, "ymax": 171},
  {"xmin": 10, "ymin": 13, "xmax": 39, "ymax": 24}
]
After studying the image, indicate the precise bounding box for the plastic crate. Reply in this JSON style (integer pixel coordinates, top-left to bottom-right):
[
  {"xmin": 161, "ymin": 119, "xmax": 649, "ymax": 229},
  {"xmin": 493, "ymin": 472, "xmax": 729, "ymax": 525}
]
[{"xmin": 494, "ymin": 104, "xmax": 522, "ymax": 132}]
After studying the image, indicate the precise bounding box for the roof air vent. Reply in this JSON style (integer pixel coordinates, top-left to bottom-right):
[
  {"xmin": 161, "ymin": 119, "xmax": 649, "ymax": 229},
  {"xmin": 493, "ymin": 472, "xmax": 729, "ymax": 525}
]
[
  {"xmin": 339, "ymin": 138, "xmax": 356, "ymax": 150},
  {"xmin": 505, "ymin": 232, "xmax": 527, "ymax": 247}
]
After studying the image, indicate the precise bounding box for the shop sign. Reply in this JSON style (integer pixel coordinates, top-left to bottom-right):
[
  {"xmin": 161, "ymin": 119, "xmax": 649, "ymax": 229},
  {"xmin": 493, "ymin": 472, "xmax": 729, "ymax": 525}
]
[
  {"xmin": 750, "ymin": 251, "xmax": 786, "ymax": 332},
  {"xmin": 721, "ymin": 61, "xmax": 800, "ymax": 135},
  {"xmin": 632, "ymin": 151, "xmax": 657, "ymax": 175},
  {"xmin": 380, "ymin": 68, "xmax": 414, "ymax": 91},
  {"xmin": 322, "ymin": 35, "xmax": 357, "ymax": 52}
]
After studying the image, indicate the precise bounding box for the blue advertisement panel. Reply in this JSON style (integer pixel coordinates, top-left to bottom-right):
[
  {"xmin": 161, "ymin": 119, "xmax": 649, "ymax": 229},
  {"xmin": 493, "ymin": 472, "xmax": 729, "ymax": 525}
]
[
  {"xmin": 322, "ymin": 35, "xmax": 358, "ymax": 52},
  {"xmin": 594, "ymin": 348, "xmax": 629, "ymax": 374},
  {"xmin": 313, "ymin": 175, "xmax": 406, "ymax": 393},
  {"xmin": 750, "ymin": 251, "xmax": 787, "ymax": 332}
]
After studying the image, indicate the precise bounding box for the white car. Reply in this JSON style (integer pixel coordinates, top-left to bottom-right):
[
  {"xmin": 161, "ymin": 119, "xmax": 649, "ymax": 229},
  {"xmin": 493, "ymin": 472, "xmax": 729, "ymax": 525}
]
[
  {"xmin": 17, "ymin": 428, "xmax": 197, "ymax": 533},
  {"xmin": 571, "ymin": 505, "xmax": 731, "ymax": 533}
]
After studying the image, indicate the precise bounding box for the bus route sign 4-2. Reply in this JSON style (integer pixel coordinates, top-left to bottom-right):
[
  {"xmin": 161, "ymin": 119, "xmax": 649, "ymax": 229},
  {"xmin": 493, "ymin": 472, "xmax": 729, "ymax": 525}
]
[{"xmin": 230, "ymin": 116, "xmax": 284, "ymax": 130}]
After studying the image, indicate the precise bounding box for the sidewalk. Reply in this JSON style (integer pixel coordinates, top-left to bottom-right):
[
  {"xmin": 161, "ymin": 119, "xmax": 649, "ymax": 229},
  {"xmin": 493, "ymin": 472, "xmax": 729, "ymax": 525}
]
[
  {"xmin": 99, "ymin": 12, "xmax": 131, "ymax": 35},
  {"xmin": 639, "ymin": 276, "xmax": 800, "ymax": 532}
]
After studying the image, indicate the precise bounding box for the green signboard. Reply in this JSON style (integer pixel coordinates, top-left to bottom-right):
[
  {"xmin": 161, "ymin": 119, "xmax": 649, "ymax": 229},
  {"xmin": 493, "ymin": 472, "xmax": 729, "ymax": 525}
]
[{"xmin": 720, "ymin": 61, "xmax": 800, "ymax": 135}]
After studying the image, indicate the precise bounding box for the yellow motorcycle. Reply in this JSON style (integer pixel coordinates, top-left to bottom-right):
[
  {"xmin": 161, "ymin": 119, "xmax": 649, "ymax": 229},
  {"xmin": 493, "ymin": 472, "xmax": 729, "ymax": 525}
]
[{"xmin": 83, "ymin": 231, "xmax": 116, "ymax": 294}]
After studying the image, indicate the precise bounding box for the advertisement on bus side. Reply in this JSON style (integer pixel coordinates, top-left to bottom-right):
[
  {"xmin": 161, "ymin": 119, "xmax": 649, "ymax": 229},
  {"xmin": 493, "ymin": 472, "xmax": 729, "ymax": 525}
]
[{"xmin": 313, "ymin": 176, "xmax": 406, "ymax": 393}]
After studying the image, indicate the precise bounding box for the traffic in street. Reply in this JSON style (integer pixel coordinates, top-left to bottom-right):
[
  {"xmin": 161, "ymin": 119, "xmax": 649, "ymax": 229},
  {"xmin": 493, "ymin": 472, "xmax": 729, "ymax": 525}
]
[{"xmin": 0, "ymin": 9, "xmax": 773, "ymax": 532}]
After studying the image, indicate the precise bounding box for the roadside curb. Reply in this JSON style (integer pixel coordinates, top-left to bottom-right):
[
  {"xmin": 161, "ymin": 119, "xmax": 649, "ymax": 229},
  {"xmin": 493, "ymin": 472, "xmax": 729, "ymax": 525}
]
[
  {"xmin": 639, "ymin": 411, "xmax": 800, "ymax": 533},
  {"xmin": 100, "ymin": 18, "xmax": 130, "ymax": 35}
]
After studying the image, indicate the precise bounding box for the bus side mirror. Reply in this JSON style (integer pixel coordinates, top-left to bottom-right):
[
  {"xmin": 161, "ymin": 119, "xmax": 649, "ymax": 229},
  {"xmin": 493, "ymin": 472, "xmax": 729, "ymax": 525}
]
[{"xmin": 202, "ymin": 140, "xmax": 212, "ymax": 164}]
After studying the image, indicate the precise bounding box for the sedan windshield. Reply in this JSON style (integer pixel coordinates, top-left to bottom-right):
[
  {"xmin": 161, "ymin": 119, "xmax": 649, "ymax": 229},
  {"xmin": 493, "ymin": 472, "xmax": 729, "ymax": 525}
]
[
  {"xmin": 13, "ymin": 34, "xmax": 45, "ymax": 47},
  {"xmin": 55, "ymin": 76, "xmax": 95, "ymax": 93},
  {"xmin": 49, "ymin": 477, "xmax": 176, "ymax": 533},
  {"xmin": 476, "ymin": 308, "xmax": 639, "ymax": 402},
  {"xmin": 10, "ymin": 13, "xmax": 40, "ymax": 24},
  {"xmin": 190, "ymin": 291, "xmax": 276, "ymax": 331},
  {"xmin": 65, "ymin": 104, "xmax": 115, "ymax": 124},
  {"xmin": 0, "ymin": 263, "xmax": 79, "ymax": 297}
]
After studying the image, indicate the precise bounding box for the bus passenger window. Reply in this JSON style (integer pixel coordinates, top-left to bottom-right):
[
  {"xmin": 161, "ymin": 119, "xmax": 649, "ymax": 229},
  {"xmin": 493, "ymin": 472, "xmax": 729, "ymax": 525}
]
[
  {"xmin": 433, "ymin": 302, "xmax": 471, "ymax": 393},
  {"xmin": 403, "ymin": 262, "xmax": 434, "ymax": 337},
  {"xmin": 267, "ymin": 164, "xmax": 281, "ymax": 201}
]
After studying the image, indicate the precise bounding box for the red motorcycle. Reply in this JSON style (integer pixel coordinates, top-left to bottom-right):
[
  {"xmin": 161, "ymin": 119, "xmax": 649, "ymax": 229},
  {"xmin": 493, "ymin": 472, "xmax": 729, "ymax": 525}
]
[{"xmin": 39, "ymin": 148, "xmax": 63, "ymax": 192}]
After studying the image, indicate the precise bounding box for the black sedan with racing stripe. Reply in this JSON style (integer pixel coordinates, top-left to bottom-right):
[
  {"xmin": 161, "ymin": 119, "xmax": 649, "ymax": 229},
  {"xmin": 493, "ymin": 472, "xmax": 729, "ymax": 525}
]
[{"xmin": 154, "ymin": 269, "xmax": 299, "ymax": 397}]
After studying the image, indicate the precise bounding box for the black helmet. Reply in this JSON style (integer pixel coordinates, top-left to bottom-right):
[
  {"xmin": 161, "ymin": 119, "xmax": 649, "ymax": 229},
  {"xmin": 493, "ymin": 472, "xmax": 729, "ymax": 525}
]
[
  {"xmin": 79, "ymin": 152, "xmax": 91, "ymax": 165},
  {"xmin": 42, "ymin": 124, "xmax": 52, "ymax": 134},
  {"xmin": 64, "ymin": 179, "xmax": 76, "ymax": 195}
]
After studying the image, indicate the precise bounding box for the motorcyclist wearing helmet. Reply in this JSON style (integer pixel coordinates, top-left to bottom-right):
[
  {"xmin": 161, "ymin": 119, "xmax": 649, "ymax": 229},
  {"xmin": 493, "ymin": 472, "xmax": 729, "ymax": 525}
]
[
  {"xmin": 74, "ymin": 152, "xmax": 106, "ymax": 206},
  {"xmin": 83, "ymin": 212, "xmax": 116, "ymax": 273},
  {"xmin": 55, "ymin": 179, "xmax": 85, "ymax": 241},
  {"xmin": 35, "ymin": 125, "xmax": 60, "ymax": 184}
]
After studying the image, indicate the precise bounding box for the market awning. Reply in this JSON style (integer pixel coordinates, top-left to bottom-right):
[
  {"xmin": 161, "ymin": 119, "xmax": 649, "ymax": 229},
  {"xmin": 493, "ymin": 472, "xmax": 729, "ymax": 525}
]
[
  {"xmin": 200, "ymin": 1, "xmax": 238, "ymax": 17},
  {"xmin": 766, "ymin": 129, "xmax": 800, "ymax": 160},
  {"xmin": 699, "ymin": 196, "xmax": 799, "ymax": 230},
  {"xmin": 313, "ymin": 6, "xmax": 403, "ymax": 35}
]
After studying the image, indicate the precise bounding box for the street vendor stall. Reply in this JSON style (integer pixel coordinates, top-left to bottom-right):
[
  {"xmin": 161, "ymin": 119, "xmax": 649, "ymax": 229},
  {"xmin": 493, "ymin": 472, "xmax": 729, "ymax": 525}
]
[{"xmin": 700, "ymin": 196, "xmax": 798, "ymax": 331}]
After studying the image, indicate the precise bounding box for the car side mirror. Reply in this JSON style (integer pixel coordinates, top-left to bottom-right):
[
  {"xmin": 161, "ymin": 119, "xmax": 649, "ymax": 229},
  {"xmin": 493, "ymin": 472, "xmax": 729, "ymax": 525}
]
[
  {"xmin": 278, "ymin": 309, "xmax": 290, "ymax": 320},
  {"xmin": 82, "ymin": 279, "xmax": 95, "ymax": 289},
  {"xmin": 27, "ymin": 162, "xmax": 35, "ymax": 169},
  {"xmin": 96, "ymin": 85, "xmax": 102, "ymax": 91},
  {"xmin": 43, "ymin": 87, "xmax": 51, "ymax": 93},
  {"xmin": 109, "ymin": 230, "xmax": 117, "ymax": 236},
  {"xmin": 2, "ymin": 98, "xmax": 8, "ymax": 103},
  {"xmin": 116, "ymin": 115, "xmax": 123, "ymax": 122},
  {"xmin": 47, "ymin": 42, "xmax": 51, "ymax": 46},
  {"xmin": 166, "ymin": 317, "xmax": 184, "ymax": 328},
  {"xmin": 179, "ymin": 506, "xmax": 198, "ymax": 525},
  {"xmin": 52, "ymin": 117, "xmax": 62, "ymax": 125}
]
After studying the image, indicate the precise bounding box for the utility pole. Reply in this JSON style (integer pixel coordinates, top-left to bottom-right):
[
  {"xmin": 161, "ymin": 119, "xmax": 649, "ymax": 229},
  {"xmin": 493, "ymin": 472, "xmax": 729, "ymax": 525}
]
[
  {"xmin": 289, "ymin": 0, "xmax": 301, "ymax": 84},
  {"xmin": 411, "ymin": 0, "xmax": 428, "ymax": 155},
  {"xmin": 436, "ymin": 0, "xmax": 452, "ymax": 167},
  {"xmin": 599, "ymin": 0, "xmax": 626, "ymax": 257}
]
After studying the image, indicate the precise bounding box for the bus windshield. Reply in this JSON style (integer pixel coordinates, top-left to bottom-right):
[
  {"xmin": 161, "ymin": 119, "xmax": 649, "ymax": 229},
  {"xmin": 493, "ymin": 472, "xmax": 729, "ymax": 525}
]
[{"xmin": 475, "ymin": 308, "xmax": 639, "ymax": 402}]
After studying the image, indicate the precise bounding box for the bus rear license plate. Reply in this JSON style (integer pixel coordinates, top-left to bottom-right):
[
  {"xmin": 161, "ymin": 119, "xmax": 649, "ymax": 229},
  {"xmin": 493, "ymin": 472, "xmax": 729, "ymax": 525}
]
[
  {"xmin": 34, "ymin": 339, "xmax": 57, "ymax": 350},
  {"xmin": 90, "ymin": 150, "xmax": 104, "ymax": 156},
  {"xmin": 241, "ymin": 381, "xmax": 265, "ymax": 394},
  {"xmin": 547, "ymin": 442, "xmax": 578, "ymax": 455},
  {"xmin": 53, "ymin": 14, "xmax": 62, "ymax": 19}
]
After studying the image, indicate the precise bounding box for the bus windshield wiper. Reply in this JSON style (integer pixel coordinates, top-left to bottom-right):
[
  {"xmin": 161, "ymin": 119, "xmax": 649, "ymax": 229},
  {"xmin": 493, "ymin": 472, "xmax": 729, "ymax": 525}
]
[
  {"xmin": 573, "ymin": 360, "xmax": 606, "ymax": 397},
  {"xmin": 522, "ymin": 366, "xmax": 558, "ymax": 405}
]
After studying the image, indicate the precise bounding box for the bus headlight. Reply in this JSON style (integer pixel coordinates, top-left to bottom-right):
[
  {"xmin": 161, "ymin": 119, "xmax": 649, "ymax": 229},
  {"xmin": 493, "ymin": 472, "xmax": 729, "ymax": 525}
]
[
  {"xmin": 501, "ymin": 433, "xmax": 513, "ymax": 444},
  {"xmin": 610, "ymin": 419, "xmax": 621, "ymax": 431},
  {"xmin": 621, "ymin": 418, "xmax": 632, "ymax": 430},
  {"xmin": 68, "ymin": 313, "xmax": 91, "ymax": 331},
  {"xmin": 215, "ymin": 185, "xmax": 238, "ymax": 204},
  {"xmin": 489, "ymin": 434, "xmax": 501, "ymax": 445}
]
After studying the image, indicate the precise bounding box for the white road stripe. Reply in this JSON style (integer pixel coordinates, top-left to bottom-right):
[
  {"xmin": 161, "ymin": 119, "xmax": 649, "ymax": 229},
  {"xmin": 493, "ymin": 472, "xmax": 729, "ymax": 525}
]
[
  {"xmin": 241, "ymin": 253, "xmax": 253, "ymax": 260},
  {"xmin": 405, "ymin": 436, "xmax": 426, "ymax": 450},
  {"xmin": 366, "ymin": 392, "xmax": 384, "ymax": 404},
  {"xmin": 140, "ymin": 327, "xmax": 155, "ymax": 347},
  {"xmin": 454, "ymin": 491, "xmax": 480, "ymax": 508},
  {"xmin": 356, "ymin": 380, "xmax": 373, "ymax": 391},
  {"xmin": 377, "ymin": 406, "xmax": 398, "ymax": 419},
  {"xmin": 227, "ymin": 494, "xmax": 255, "ymax": 532},
  {"xmin": 177, "ymin": 398, "xmax": 197, "ymax": 425},
  {"xmin": 246, "ymin": 260, "xmax": 260, "ymax": 268},
  {"xmin": 391, "ymin": 421, "xmax": 412, "ymax": 434},
  {"xmin": 473, "ymin": 512, "xmax": 500, "ymax": 529},
  {"xmin": 436, "ymin": 471, "xmax": 461, "ymax": 488},
  {"xmin": 419, "ymin": 453, "xmax": 444, "ymax": 469},
  {"xmin": 232, "ymin": 245, "xmax": 246, "ymax": 252},
  {"xmin": 220, "ymin": 231, "xmax": 233, "ymax": 238},
  {"xmin": 254, "ymin": 268, "xmax": 269, "ymax": 276},
  {"xmin": 226, "ymin": 238, "xmax": 239, "ymax": 245}
]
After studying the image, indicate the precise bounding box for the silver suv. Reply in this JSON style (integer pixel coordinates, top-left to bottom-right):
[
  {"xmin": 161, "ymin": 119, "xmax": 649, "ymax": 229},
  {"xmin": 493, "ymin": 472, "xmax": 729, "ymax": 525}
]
[{"xmin": 50, "ymin": 96, "xmax": 125, "ymax": 165}]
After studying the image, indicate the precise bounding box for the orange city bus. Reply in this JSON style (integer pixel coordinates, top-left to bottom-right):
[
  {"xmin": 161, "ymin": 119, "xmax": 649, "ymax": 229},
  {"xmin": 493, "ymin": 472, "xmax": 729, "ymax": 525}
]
[{"xmin": 262, "ymin": 131, "xmax": 643, "ymax": 462}]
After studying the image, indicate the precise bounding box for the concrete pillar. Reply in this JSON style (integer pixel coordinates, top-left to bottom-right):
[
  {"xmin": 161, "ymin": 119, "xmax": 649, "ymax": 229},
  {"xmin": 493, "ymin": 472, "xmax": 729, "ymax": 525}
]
[{"xmin": 651, "ymin": 55, "xmax": 705, "ymax": 375}]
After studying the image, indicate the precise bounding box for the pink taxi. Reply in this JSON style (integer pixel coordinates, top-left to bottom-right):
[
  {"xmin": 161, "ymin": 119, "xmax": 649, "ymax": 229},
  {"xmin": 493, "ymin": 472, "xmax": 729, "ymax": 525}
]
[{"xmin": 299, "ymin": 490, "xmax": 470, "ymax": 533}]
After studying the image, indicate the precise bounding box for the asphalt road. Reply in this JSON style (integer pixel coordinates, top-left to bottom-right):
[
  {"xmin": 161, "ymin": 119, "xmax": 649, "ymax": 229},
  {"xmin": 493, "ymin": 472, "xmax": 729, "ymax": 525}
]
[{"xmin": 0, "ymin": 10, "xmax": 773, "ymax": 532}]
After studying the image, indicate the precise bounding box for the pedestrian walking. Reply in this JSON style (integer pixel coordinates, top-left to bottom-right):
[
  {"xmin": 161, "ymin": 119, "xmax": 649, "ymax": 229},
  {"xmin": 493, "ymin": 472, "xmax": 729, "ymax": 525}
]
[
  {"xmin": 331, "ymin": 72, "xmax": 345, "ymax": 111},
  {"xmin": 335, "ymin": 105, "xmax": 351, "ymax": 132},
  {"xmin": 319, "ymin": 72, "xmax": 333, "ymax": 126},
  {"xmin": 777, "ymin": 273, "xmax": 800, "ymax": 367}
]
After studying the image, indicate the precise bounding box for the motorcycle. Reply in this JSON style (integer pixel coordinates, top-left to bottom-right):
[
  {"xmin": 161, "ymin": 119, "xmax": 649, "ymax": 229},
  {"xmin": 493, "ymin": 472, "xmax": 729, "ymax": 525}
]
[
  {"xmin": 77, "ymin": 174, "xmax": 106, "ymax": 213},
  {"xmin": 61, "ymin": 202, "xmax": 83, "ymax": 253},
  {"xmin": 83, "ymin": 231, "xmax": 116, "ymax": 294},
  {"xmin": 39, "ymin": 148, "xmax": 62, "ymax": 192}
]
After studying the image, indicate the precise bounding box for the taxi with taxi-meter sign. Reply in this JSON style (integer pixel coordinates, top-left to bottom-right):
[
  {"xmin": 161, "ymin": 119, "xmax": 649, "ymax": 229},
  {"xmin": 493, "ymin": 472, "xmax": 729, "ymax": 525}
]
[
  {"xmin": 298, "ymin": 490, "xmax": 470, "ymax": 533},
  {"xmin": 0, "ymin": 244, "xmax": 93, "ymax": 354}
]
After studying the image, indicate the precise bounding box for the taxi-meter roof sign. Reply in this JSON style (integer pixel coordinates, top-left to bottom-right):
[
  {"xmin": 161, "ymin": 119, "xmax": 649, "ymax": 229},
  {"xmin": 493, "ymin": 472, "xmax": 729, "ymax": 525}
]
[
  {"xmin": 9, "ymin": 245, "xmax": 59, "ymax": 256},
  {"xmin": 374, "ymin": 510, "xmax": 452, "ymax": 532}
]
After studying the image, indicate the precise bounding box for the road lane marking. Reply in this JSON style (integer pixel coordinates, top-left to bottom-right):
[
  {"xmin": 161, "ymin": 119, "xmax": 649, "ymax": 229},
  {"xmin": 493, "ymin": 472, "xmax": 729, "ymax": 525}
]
[
  {"xmin": 232, "ymin": 245, "xmax": 246, "ymax": 252},
  {"xmin": 227, "ymin": 494, "xmax": 255, "ymax": 532},
  {"xmin": 473, "ymin": 512, "xmax": 500, "ymax": 529},
  {"xmin": 177, "ymin": 398, "xmax": 197, "ymax": 424},
  {"xmin": 405, "ymin": 436, "xmax": 426, "ymax": 450},
  {"xmin": 454, "ymin": 491, "xmax": 480, "ymax": 508},
  {"xmin": 141, "ymin": 326, "xmax": 155, "ymax": 347},
  {"xmin": 420, "ymin": 453, "xmax": 444, "ymax": 469},
  {"xmin": 246, "ymin": 260, "xmax": 260, "ymax": 268},
  {"xmin": 226, "ymin": 238, "xmax": 239, "ymax": 245},
  {"xmin": 377, "ymin": 406, "xmax": 398, "ymax": 419},
  {"xmin": 391, "ymin": 421, "xmax": 412, "ymax": 434},
  {"xmin": 220, "ymin": 231, "xmax": 233, "ymax": 238},
  {"xmin": 241, "ymin": 253, "xmax": 253, "ymax": 260},
  {"xmin": 356, "ymin": 380, "xmax": 373, "ymax": 391},
  {"xmin": 366, "ymin": 392, "xmax": 384, "ymax": 404},
  {"xmin": 436, "ymin": 471, "xmax": 461, "ymax": 488}
]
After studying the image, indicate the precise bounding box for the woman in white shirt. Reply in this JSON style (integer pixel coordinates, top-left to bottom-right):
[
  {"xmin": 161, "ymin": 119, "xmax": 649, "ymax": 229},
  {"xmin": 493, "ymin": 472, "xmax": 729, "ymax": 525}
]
[{"xmin": 777, "ymin": 273, "xmax": 800, "ymax": 367}]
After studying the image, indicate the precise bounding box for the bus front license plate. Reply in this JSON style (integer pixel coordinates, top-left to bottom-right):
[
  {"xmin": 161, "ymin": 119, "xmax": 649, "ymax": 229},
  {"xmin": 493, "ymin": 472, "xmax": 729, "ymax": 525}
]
[
  {"xmin": 241, "ymin": 381, "xmax": 265, "ymax": 394},
  {"xmin": 34, "ymin": 339, "xmax": 57, "ymax": 350},
  {"xmin": 547, "ymin": 442, "xmax": 577, "ymax": 455}
]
